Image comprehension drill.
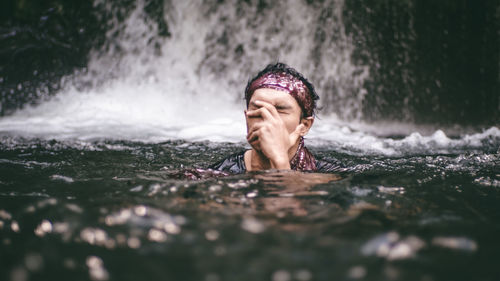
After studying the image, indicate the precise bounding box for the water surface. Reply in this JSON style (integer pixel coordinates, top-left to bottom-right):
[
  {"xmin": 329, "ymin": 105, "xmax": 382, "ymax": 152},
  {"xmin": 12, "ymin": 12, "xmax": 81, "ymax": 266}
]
[{"xmin": 1, "ymin": 134, "xmax": 499, "ymax": 281}]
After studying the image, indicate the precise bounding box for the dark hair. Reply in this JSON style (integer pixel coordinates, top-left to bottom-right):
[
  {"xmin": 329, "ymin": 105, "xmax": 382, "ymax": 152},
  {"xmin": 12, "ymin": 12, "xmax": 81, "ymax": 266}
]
[{"xmin": 245, "ymin": 62, "xmax": 320, "ymax": 117}]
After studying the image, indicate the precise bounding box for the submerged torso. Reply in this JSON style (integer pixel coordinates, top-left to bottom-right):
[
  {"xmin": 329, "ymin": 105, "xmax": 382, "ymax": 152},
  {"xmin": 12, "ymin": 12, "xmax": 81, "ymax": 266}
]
[{"xmin": 209, "ymin": 150, "xmax": 345, "ymax": 174}]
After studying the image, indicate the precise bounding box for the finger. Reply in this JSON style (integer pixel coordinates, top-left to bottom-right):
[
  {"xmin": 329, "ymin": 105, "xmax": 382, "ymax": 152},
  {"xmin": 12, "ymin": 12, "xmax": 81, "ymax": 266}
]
[
  {"xmin": 245, "ymin": 109, "xmax": 261, "ymax": 117},
  {"xmin": 248, "ymin": 136, "xmax": 260, "ymax": 150},
  {"xmin": 249, "ymin": 138, "xmax": 260, "ymax": 148},
  {"xmin": 253, "ymin": 100, "xmax": 280, "ymax": 119},
  {"xmin": 247, "ymin": 132, "xmax": 257, "ymax": 143},
  {"xmin": 248, "ymin": 100, "xmax": 279, "ymax": 120},
  {"xmin": 247, "ymin": 126, "xmax": 263, "ymax": 143},
  {"xmin": 249, "ymin": 139, "xmax": 260, "ymax": 151},
  {"xmin": 247, "ymin": 122, "xmax": 262, "ymax": 138},
  {"xmin": 247, "ymin": 121, "xmax": 266, "ymax": 135},
  {"xmin": 246, "ymin": 107, "xmax": 274, "ymax": 121},
  {"xmin": 246, "ymin": 128, "xmax": 260, "ymax": 143}
]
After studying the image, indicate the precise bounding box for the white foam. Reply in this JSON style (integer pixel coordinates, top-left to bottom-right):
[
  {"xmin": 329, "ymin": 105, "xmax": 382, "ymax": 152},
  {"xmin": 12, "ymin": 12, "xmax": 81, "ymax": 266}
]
[
  {"xmin": 308, "ymin": 115, "xmax": 499, "ymax": 155},
  {"xmin": 0, "ymin": 78, "xmax": 245, "ymax": 142},
  {"xmin": 1, "ymin": 98, "xmax": 498, "ymax": 155}
]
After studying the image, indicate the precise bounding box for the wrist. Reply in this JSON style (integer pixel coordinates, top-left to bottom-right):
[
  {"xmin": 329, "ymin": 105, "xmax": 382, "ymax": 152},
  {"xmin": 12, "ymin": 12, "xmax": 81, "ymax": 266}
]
[{"xmin": 270, "ymin": 156, "xmax": 291, "ymax": 170}]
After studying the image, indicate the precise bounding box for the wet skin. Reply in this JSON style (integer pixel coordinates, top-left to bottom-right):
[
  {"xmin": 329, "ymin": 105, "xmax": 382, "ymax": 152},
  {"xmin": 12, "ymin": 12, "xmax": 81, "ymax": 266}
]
[{"xmin": 244, "ymin": 88, "xmax": 314, "ymax": 171}]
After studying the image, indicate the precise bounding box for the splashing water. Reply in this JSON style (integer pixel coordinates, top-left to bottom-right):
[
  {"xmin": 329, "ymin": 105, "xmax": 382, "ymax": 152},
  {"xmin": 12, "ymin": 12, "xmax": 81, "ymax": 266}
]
[{"xmin": 0, "ymin": 0, "xmax": 374, "ymax": 142}]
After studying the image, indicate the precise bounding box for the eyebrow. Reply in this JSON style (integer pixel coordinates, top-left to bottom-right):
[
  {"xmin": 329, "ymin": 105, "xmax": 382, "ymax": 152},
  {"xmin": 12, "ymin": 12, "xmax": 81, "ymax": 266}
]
[
  {"xmin": 275, "ymin": 104, "xmax": 292, "ymax": 110},
  {"xmin": 249, "ymin": 101, "xmax": 292, "ymax": 110}
]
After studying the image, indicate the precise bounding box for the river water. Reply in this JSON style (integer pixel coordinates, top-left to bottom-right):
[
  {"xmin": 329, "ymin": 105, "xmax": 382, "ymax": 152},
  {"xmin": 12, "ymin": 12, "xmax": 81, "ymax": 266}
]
[
  {"xmin": 1, "ymin": 1, "xmax": 500, "ymax": 281},
  {"xmin": 0, "ymin": 132, "xmax": 499, "ymax": 281}
]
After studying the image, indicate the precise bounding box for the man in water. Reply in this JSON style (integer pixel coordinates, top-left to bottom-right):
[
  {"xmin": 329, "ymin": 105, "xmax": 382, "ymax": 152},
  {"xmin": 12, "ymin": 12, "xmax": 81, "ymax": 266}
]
[{"xmin": 210, "ymin": 62, "xmax": 343, "ymax": 173}]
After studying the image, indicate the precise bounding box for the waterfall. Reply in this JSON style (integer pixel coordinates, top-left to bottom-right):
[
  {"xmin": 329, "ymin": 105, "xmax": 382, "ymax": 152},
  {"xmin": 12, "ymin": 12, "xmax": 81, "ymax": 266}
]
[
  {"xmin": 0, "ymin": 0, "xmax": 498, "ymax": 141},
  {"xmin": 0, "ymin": 0, "xmax": 371, "ymax": 141}
]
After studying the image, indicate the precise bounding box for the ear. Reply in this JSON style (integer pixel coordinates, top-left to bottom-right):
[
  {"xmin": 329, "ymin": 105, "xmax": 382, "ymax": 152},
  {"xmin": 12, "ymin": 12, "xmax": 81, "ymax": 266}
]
[
  {"xmin": 244, "ymin": 110, "xmax": 249, "ymax": 132},
  {"xmin": 298, "ymin": 117, "xmax": 314, "ymax": 136}
]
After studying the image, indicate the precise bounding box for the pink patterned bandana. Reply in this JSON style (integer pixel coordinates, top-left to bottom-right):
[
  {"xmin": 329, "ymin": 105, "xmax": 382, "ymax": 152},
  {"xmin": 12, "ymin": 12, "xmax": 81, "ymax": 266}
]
[{"xmin": 246, "ymin": 72, "xmax": 314, "ymax": 117}]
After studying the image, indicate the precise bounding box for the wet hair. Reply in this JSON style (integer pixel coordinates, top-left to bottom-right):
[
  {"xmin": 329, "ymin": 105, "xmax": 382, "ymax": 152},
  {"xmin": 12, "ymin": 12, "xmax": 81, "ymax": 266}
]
[{"xmin": 245, "ymin": 62, "xmax": 320, "ymax": 118}]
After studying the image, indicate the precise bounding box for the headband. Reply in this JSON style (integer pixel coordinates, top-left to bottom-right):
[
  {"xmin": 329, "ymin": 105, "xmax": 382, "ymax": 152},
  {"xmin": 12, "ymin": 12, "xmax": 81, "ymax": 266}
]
[{"xmin": 245, "ymin": 72, "xmax": 314, "ymax": 117}]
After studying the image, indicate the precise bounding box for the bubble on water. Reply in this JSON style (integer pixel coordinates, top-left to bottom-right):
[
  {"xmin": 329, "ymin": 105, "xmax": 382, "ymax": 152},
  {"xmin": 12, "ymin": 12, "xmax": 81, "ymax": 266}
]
[
  {"xmin": 130, "ymin": 185, "xmax": 143, "ymax": 192},
  {"xmin": 127, "ymin": 237, "xmax": 141, "ymax": 249},
  {"xmin": 228, "ymin": 180, "xmax": 250, "ymax": 189},
  {"xmin": 278, "ymin": 193, "xmax": 295, "ymax": 198},
  {"xmin": 474, "ymin": 176, "xmax": 500, "ymax": 187},
  {"xmin": 86, "ymin": 256, "xmax": 109, "ymax": 281},
  {"xmin": 134, "ymin": 205, "xmax": 148, "ymax": 216},
  {"xmin": 205, "ymin": 230, "xmax": 219, "ymax": 241},
  {"xmin": 351, "ymin": 186, "xmax": 372, "ymax": 196},
  {"xmin": 34, "ymin": 220, "xmax": 53, "ymax": 237},
  {"xmin": 432, "ymin": 237, "xmax": 478, "ymax": 252},
  {"xmin": 163, "ymin": 222, "xmax": 181, "ymax": 234},
  {"xmin": 241, "ymin": 217, "xmax": 265, "ymax": 234},
  {"xmin": 80, "ymin": 228, "xmax": 109, "ymax": 246},
  {"xmin": 37, "ymin": 198, "xmax": 57, "ymax": 208},
  {"xmin": 50, "ymin": 174, "xmax": 74, "ymax": 183},
  {"xmin": 377, "ymin": 186, "xmax": 405, "ymax": 195},
  {"xmin": 361, "ymin": 232, "xmax": 426, "ymax": 260},
  {"xmin": 105, "ymin": 209, "xmax": 132, "ymax": 225},
  {"xmin": 272, "ymin": 270, "xmax": 291, "ymax": 281},
  {"xmin": 65, "ymin": 203, "xmax": 83, "ymax": 213},
  {"xmin": 148, "ymin": 184, "xmax": 163, "ymax": 196},
  {"xmin": 148, "ymin": 229, "xmax": 167, "ymax": 242},
  {"xmin": 386, "ymin": 236, "xmax": 425, "ymax": 260},
  {"xmin": 11, "ymin": 221, "xmax": 20, "ymax": 232},
  {"xmin": 246, "ymin": 191, "xmax": 258, "ymax": 198},
  {"xmin": 209, "ymin": 185, "xmax": 222, "ymax": 192},
  {"xmin": 24, "ymin": 253, "xmax": 43, "ymax": 271},
  {"xmin": 0, "ymin": 209, "xmax": 12, "ymax": 220},
  {"xmin": 347, "ymin": 266, "xmax": 366, "ymax": 279},
  {"xmin": 361, "ymin": 232, "xmax": 399, "ymax": 256}
]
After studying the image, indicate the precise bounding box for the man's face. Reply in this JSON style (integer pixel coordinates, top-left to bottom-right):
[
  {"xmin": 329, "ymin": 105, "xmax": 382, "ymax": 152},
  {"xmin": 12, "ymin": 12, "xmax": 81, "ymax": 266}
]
[{"xmin": 246, "ymin": 88, "xmax": 302, "ymax": 150}]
